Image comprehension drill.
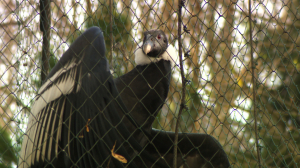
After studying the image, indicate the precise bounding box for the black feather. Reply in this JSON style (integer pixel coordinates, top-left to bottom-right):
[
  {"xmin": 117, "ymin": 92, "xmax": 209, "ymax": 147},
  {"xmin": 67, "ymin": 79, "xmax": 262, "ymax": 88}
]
[
  {"xmin": 19, "ymin": 27, "xmax": 140, "ymax": 168},
  {"xmin": 114, "ymin": 29, "xmax": 230, "ymax": 168},
  {"xmin": 19, "ymin": 27, "xmax": 230, "ymax": 168}
]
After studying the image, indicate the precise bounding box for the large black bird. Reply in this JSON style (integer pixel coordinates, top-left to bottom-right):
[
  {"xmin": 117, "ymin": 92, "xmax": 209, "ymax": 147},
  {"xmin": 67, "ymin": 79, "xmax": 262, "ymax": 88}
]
[
  {"xmin": 19, "ymin": 27, "xmax": 230, "ymax": 168},
  {"xmin": 113, "ymin": 30, "xmax": 230, "ymax": 168}
]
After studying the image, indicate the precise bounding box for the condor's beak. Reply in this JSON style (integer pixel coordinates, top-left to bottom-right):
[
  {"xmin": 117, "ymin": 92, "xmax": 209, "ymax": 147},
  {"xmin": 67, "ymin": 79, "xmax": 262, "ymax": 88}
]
[
  {"xmin": 143, "ymin": 40, "xmax": 154, "ymax": 55},
  {"xmin": 144, "ymin": 44, "xmax": 152, "ymax": 54}
]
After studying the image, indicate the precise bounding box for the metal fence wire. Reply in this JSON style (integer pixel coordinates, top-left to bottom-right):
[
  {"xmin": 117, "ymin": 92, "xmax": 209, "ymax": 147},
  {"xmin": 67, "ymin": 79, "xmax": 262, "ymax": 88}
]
[{"xmin": 0, "ymin": 0, "xmax": 300, "ymax": 167}]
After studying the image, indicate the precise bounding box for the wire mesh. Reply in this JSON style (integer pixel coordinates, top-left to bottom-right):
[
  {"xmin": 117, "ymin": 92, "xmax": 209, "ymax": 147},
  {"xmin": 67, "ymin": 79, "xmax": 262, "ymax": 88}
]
[{"xmin": 0, "ymin": 0, "xmax": 300, "ymax": 167}]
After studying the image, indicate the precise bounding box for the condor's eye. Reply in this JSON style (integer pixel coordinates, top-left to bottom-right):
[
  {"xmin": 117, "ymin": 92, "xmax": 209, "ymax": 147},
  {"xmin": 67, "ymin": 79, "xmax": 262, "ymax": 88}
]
[{"xmin": 157, "ymin": 34, "xmax": 161, "ymax": 39}]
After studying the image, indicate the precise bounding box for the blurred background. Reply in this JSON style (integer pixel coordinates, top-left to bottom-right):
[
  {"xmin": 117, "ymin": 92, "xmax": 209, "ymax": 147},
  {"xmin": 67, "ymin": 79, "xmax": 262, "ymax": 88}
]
[{"xmin": 1, "ymin": 0, "xmax": 300, "ymax": 167}]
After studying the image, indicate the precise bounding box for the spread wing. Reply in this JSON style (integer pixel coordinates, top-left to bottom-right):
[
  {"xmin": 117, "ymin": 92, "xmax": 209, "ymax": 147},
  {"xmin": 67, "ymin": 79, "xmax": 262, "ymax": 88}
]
[
  {"xmin": 19, "ymin": 27, "xmax": 141, "ymax": 168},
  {"xmin": 145, "ymin": 129, "xmax": 230, "ymax": 168}
]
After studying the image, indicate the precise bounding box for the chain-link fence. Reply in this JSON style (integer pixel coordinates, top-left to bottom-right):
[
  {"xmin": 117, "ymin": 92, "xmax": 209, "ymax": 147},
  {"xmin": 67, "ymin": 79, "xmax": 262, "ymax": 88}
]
[{"xmin": 1, "ymin": 0, "xmax": 300, "ymax": 167}]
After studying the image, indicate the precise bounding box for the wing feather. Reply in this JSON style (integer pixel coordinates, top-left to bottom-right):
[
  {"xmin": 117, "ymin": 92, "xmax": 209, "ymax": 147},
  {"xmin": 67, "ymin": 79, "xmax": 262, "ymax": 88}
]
[
  {"xmin": 66, "ymin": 103, "xmax": 72, "ymax": 157},
  {"xmin": 55, "ymin": 97, "xmax": 66, "ymax": 154},
  {"xmin": 20, "ymin": 47, "xmax": 81, "ymax": 168},
  {"xmin": 23, "ymin": 113, "xmax": 39, "ymax": 166},
  {"xmin": 32, "ymin": 105, "xmax": 49, "ymax": 164},
  {"xmin": 30, "ymin": 105, "xmax": 44, "ymax": 165},
  {"xmin": 33, "ymin": 104, "xmax": 48, "ymax": 163},
  {"xmin": 19, "ymin": 27, "xmax": 155, "ymax": 168},
  {"xmin": 47, "ymin": 99, "xmax": 60, "ymax": 160},
  {"xmin": 38, "ymin": 102, "xmax": 52, "ymax": 162},
  {"xmin": 32, "ymin": 60, "xmax": 79, "ymax": 115}
]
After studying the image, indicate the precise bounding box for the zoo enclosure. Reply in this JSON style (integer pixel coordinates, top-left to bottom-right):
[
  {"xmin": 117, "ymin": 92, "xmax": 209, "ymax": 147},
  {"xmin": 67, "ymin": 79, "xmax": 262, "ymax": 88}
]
[{"xmin": 0, "ymin": 0, "xmax": 300, "ymax": 167}]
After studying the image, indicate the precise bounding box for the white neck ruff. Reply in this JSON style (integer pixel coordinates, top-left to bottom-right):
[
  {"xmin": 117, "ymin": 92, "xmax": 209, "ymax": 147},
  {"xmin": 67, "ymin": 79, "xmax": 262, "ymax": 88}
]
[{"xmin": 135, "ymin": 44, "xmax": 177, "ymax": 67}]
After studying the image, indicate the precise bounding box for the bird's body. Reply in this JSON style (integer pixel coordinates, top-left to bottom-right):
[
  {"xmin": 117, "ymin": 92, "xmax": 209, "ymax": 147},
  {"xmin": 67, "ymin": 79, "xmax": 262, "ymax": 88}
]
[
  {"xmin": 19, "ymin": 26, "xmax": 230, "ymax": 168},
  {"xmin": 115, "ymin": 53, "xmax": 173, "ymax": 127},
  {"xmin": 114, "ymin": 60, "xmax": 171, "ymax": 148}
]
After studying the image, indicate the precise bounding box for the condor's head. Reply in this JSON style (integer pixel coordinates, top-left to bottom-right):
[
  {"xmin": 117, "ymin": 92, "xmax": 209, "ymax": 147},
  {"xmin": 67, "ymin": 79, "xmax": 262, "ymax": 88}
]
[
  {"xmin": 135, "ymin": 29, "xmax": 177, "ymax": 66},
  {"xmin": 142, "ymin": 29, "xmax": 168, "ymax": 57}
]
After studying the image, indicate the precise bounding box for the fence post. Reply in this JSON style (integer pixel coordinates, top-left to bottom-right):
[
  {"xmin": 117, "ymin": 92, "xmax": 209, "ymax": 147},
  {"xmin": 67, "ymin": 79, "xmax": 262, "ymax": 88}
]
[
  {"xmin": 173, "ymin": 0, "xmax": 185, "ymax": 168},
  {"xmin": 248, "ymin": 0, "xmax": 261, "ymax": 167},
  {"xmin": 40, "ymin": 0, "xmax": 51, "ymax": 83},
  {"xmin": 110, "ymin": 0, "xmax": 114, "ymax": 66}
]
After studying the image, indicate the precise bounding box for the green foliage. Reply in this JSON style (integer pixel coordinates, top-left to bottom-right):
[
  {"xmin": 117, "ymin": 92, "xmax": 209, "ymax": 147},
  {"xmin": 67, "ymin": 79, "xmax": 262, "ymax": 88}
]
[
  {"xmin": 49, "ymin": 53, "xmax": 58, "ymax": 72},
  {"xmin": 0, "ymin": 128, "xmax": 17, "ymax": 168},
  {"xmin": 86, "ymin": 3, "xmax": 132, "ymax": 57}
]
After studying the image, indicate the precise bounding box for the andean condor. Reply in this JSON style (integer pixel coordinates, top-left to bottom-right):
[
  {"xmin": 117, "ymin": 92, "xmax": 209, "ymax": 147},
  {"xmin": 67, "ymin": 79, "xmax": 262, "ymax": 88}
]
[
  {"xmin": 19, "ymin": 27, "xmax": 230, "ymax": 168},
  {"xmin": 114, "ymin": 29, "xmax": 230, "ymax": 168}
]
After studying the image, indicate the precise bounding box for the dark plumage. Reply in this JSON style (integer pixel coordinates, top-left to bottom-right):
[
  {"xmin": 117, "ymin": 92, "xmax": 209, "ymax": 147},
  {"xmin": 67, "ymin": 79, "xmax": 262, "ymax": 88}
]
[
  {"xmin": 114, "ymin": 29, "xmax": 174, "ymax": 137},
  {"xmin": 19, "ymin": 27, "xmax": 144, "ymax": 168},
  {"xmin": 114, "ymin": 29, "xmax": 230, "ymax": 168},
  {"xmin": 19, "ymin": 27, "xmax": 230, "ymax": 168}
]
